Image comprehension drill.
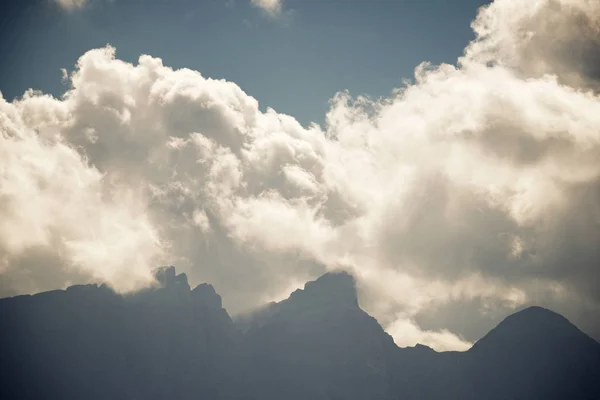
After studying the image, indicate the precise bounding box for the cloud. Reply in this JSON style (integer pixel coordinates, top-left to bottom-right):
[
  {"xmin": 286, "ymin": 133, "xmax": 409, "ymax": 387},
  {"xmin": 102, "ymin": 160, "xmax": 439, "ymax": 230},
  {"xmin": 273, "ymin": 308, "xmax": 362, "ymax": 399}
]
[
  {"xmin": 2, "ymin": 0, "xmax": 600, "ymax": 351},
  {"xmin": 250, "ymin": 0, "xmax": 284, "ymax": 18},
  {"xmin": 463, "ymin": 0, "xmax": 600, "ymax": 91},
  {"xmin": 0, "ymin": 88, "xmax": 163, "ymax": 293},
  {"xmin": 387, "ymin": 317, "xmax": 472, "ymax": 352},
  {"xmin": 55, "ymin": 0, "xmax": 88, "ymax": 11}
]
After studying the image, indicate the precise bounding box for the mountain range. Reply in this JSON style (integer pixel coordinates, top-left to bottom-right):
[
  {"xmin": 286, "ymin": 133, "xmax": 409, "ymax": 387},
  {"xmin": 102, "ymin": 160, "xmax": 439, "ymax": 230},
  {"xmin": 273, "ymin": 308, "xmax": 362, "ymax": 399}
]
[{"xmin": 2, "ymin": 266, "xmax": 599, "ymax": 399}]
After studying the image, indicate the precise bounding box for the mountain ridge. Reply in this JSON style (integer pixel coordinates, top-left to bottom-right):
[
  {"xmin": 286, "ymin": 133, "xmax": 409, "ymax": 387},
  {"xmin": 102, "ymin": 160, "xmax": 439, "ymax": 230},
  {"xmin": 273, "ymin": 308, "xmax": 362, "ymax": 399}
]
[{"xmin": 1, "ymin": 267, "xmax": 599, "ymax": 400}]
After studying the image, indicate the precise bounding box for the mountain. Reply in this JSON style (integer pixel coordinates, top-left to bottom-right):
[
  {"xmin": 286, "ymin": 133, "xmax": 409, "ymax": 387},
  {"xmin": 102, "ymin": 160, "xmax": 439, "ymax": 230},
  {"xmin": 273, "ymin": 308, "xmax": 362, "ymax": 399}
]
[
  {"xmin": 459, "ymin": 306, "xmax": 600, "ymax": 400},
  {"xmin": 238, "ymin": 271, "xmax": 398, "ymax": 400},
  {"xmin": 1, "ymin": 268, "xmax": 599, "ymax": 400},
  {"xmin": 1, "ymin": 267, "xmax": 240, "ymax": 400},
  {"xmin": 393, "ymin": 305, "xmax": 600, "ymax": 400}
]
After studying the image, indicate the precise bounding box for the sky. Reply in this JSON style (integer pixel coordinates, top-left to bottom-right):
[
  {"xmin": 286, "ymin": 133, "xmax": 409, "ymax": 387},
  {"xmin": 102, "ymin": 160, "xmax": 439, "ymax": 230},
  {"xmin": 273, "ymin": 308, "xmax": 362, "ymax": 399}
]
[
  {"xmin": 1, "ymin": 0, "xmax": 600, "ymax": 352},
  {"xmin": 0, "ymin": 0, "xmax": 490, "ymax": 126}
]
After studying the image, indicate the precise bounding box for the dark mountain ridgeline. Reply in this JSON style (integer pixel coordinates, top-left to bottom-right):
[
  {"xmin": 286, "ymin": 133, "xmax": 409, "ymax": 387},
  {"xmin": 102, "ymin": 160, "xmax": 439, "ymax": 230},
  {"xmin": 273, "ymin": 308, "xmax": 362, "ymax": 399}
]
[
  {"xmin": 1, "ymin": 267, "xmax": 240, "ymax": 400},
  {"xmin": 1, "ymin": 267, "xmax": 599, "ymax": 400}
]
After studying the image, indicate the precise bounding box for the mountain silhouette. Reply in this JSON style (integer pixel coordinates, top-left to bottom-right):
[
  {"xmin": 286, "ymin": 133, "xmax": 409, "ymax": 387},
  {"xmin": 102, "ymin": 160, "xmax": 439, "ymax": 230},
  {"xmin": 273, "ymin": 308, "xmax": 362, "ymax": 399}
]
[
  {"xmin": 238, "ymin": 271, "xmax": 397, "ymax": 400},
  {"xmin": 1, "ymin": 267, "xmax": 240, "ymax": 400},
  {"xmin": 1, "ymin": 268, "xmax": 599, "ymax": 399}
]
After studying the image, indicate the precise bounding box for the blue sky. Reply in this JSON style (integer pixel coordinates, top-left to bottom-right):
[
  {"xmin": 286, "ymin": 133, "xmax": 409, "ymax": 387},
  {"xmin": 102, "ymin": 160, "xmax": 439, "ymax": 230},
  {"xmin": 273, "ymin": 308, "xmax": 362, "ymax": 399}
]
[{"xmin": 1, "ymin": 0, "xmax": 490, "ymax": 126}]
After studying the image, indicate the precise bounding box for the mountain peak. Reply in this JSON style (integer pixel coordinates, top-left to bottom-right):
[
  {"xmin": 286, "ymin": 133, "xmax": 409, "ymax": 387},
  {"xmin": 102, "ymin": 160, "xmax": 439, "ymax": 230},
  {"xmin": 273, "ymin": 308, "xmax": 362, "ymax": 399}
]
[
  {"xmin": 288, "ymin": 270, "xmax": 358, "ymax": 308},
  {"xmin": 153, "ymin": 266, "xmax": 190, "ymax": 290},
  {"xmin": 496, "ymin": 306, "xmax": 572, "ymax": 331},
  {"xmin": 511, "ymin": 306, "xmax": 567, "ymax": 321},
  {"xmin": 471, "ymin": 305, "xmax": 594, "ymax": 353},
  {"xmin": 513, "ymin": 305, "xmax": 562, "ymax": 316},
  {"xmin": 192, "ymin": 283, "xmax": 223, "ymax": 309}
]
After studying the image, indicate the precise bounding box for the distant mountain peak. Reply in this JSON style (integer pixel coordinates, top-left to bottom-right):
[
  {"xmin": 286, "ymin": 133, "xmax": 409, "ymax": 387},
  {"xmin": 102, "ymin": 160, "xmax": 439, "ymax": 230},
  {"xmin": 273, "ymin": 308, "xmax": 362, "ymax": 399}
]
[
  {"xmin": 289, "ymin": 270, "xmax": 358, "ymax": 308},
  {"xmin": 515, "ymin": 305, "xmax": 568, "ymax": 318},
  {"xmin": 192, "ymin": 283, "xmax": 223, "ymax": 309},
  {"xmin": 496, "ymin": 305, "xmax": 572, "ymax": 331},
  {"xmin": 153, "ymin": 266, "xmax": 190, "ymax": 290},
  {"xmin": 471, "ymin": 305, "xmax": 596, "ymax": 353}
]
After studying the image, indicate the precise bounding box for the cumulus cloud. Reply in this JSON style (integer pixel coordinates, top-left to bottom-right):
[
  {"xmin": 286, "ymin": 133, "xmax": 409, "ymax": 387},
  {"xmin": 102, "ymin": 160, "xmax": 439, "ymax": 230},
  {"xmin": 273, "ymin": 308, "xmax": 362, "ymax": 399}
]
[
  {"xmin": 2, "ymin": 0, "xmax": 600, "ymax": 350},
  {"xmin": 250, "ymin": 0, "xmax": 284, "ymax": 18},
  {"xmin": 463, "ymin": 0, "xmax": 600, "ymax": 91},
  {"xmin": 0, "ymin": 88, "xmax": 163, "ymax": 293}
]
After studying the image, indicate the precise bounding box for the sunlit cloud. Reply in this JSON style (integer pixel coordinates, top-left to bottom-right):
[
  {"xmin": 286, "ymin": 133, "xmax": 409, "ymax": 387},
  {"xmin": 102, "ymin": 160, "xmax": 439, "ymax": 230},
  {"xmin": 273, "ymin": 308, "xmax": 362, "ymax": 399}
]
[
  {"xmin": 250, "ymin": 0, "xmax": 284, "ymax": 18},
  {"xmin": 54, "ymin": 0, "xmax": 88, "ymax": 11}
]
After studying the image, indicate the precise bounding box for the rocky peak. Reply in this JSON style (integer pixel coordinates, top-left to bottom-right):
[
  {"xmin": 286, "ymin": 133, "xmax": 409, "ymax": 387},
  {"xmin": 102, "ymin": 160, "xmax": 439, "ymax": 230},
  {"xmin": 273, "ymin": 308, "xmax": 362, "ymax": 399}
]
[
  {"xmin": 192, "ymin": 283, "xmax": 223, "ymax": 310},
  {"xmin": 153, "ymin": 266, "xmax": 190, "ymax": 291},
  {"xmin": 290, "ymin": 270, "xmax": 359, "ymax": 308}
]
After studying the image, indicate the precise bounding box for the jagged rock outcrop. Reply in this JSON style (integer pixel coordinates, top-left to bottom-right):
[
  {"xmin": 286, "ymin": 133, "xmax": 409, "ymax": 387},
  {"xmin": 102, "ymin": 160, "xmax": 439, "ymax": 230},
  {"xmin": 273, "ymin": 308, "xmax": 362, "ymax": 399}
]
[{"xmin": 1, "ymin": 268, "xmax": 599, "ymax": 400}]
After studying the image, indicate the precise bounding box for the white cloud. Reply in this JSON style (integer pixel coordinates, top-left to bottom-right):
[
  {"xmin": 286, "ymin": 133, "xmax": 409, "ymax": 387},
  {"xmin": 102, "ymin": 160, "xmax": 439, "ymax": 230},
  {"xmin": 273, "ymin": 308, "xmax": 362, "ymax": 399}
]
[
  {"xmin": 55, "ymin": 0, "xmax": 88, "ymax": 11},
  {"xmin": 250, "ymin": 0, "xmax": 283, "ymax": 18},
  {"xmin": 0, "ymin": 90, "xmax": 163, "ymax": 293},
  {"xmin": 463, "ymin": 0, "xmax": 600, "ymax": 91},
  {"xmin": 387, "ymin": 317, "xmax": 472, "ymax": 352},
  {"xmin": 2, "ymin": 0, "xmax": 600, "ymax": 350}
]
